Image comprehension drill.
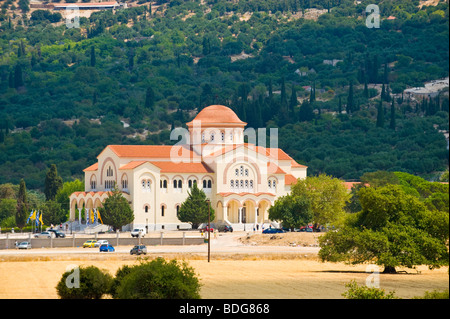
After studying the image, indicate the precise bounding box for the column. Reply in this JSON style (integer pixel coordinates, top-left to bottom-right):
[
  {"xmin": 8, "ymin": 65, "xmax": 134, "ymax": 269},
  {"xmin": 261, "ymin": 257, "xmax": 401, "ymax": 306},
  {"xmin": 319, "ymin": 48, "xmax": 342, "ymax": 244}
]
[
  {"xmin": 78, "ymin": 208, "xmax": 82, "ymax": 225},
  {"xmin": 254, "ymin": 207, "xmax": 258, "ymax": 229},
  {"xmin": 223, "ymin": 206, "xmax": 229, "ymax": 223},
  {"xmin": 85, "ymin": 208, "xmax": 89, "ymax": 225},
  {"xmin": 238, "ymin": 207, "xmax": 242, "ymax": 224}
]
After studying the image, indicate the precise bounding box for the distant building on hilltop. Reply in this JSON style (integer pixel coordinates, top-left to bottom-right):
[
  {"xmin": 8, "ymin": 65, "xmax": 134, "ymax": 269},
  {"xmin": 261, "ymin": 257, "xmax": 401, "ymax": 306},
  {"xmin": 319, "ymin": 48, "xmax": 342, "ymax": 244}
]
[{"xmin": 52, "ymin": 2, "xmax": 120, "ymax": 10}]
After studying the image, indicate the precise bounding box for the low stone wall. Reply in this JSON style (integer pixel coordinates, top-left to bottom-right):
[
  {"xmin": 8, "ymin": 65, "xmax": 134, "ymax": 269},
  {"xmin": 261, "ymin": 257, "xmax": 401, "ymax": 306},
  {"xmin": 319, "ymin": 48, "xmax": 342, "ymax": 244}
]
[{"xmin": 0, "ymin": 233, "xmax": 204, "ymax": 250}]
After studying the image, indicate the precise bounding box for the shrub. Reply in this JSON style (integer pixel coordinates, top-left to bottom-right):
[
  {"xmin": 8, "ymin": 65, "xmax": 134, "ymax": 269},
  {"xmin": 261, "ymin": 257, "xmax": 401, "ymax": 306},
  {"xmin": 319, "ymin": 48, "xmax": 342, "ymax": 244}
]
[
  {"xmin": 415, "ymin": 290, "xmax": 449, "ymax": 299},
  {"xmin": 113, "ymin": 258, "xmax": 201, "ymax": 299},
  {"xmin": 56, "ymin": 265, "xmax": 113, "ymax": 299},
  {"xmin": 342, "ymin": 280, "xmax": 398, "ymax": 299}
]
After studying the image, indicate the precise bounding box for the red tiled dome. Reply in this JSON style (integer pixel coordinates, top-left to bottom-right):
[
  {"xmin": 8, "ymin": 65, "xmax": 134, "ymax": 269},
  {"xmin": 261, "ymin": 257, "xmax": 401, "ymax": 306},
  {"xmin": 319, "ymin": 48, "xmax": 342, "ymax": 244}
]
[{"xmin": 186, "ymin": 105, "xmax": 246, "ymax": 127}]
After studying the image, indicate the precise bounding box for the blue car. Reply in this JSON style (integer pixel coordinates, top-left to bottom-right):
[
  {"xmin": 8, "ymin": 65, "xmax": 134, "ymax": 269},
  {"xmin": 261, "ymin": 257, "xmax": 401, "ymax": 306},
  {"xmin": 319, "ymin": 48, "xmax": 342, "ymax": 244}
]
[
  {"xmin": 262, "ymin": 228, "xmax": 285, "ymax": 234},
  {"xmin": 99, "ymin": 244, "xmax": 115, "ymax": 252}
]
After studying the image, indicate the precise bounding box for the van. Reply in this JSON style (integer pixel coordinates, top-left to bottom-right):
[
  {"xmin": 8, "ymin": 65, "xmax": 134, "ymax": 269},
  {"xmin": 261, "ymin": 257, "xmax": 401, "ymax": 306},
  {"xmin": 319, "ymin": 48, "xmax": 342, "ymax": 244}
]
[{"xmin": 131, "ymin": 228, "xmax": 146, "ymax": 237}]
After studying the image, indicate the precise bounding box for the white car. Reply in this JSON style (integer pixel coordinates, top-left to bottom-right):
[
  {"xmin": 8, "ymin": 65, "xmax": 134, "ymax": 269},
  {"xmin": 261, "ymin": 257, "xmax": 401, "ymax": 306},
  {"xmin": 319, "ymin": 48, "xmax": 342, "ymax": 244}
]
[
  {"xmin": 34, "ymin": 231, "xmax": 54, "ymax": 238},
  {"xmin": 131, "ymin": 228, "xmax": 146, "ymax": 237},
  {"xmin": 94, "ymin": 240, "xmax": 109, "ymax": 247},
  {"xmin": 17, "ymin": 242, "xmax": 31, "ymax": 249}
]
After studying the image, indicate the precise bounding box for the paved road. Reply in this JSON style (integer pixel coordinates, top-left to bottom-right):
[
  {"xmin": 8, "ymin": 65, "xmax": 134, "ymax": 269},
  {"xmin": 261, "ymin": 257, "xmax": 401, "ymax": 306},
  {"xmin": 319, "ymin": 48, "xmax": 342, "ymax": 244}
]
[{"xmin": 0, "ymin": 232, "xmax": 320, "ymax": 256}]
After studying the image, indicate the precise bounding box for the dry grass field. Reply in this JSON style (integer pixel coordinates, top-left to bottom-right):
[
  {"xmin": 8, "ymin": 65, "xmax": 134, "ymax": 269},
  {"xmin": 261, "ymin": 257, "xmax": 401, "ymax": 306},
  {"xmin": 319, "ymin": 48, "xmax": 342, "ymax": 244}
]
[{"xmin": 0, "ymin": 251, "xmax": 448, "ymax": 299}]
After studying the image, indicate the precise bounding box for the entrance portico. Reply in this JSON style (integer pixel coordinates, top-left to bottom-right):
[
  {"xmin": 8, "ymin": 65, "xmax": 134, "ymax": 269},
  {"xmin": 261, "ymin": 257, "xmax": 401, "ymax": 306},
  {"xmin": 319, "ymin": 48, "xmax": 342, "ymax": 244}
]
[{"xmin": 216, "ymin": 192, "xmax": 274, "ymax": 230}]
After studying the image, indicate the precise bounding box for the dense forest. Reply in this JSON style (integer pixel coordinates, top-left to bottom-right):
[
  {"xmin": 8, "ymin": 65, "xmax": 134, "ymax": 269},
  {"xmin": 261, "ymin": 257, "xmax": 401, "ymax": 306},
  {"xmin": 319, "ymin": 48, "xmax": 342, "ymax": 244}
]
[{"xmin": 0, "ymin": 0, "xmax": 448, "ymax": 190}]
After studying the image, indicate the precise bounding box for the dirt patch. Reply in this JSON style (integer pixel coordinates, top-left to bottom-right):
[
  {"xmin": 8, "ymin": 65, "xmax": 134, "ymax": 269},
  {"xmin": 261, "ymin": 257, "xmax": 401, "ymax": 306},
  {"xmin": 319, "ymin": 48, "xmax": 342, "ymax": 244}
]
[{"xmin": 239, "ymin": 232, "xmax": 323, "ymax": 247}]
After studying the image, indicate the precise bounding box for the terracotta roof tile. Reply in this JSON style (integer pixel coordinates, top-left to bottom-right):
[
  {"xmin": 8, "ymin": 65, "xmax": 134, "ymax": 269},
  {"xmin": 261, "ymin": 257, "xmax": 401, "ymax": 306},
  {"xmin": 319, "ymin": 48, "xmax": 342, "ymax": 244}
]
[
  {"xmin": 105, "ymin": 144, "xmax": 195, "ymax": 159},
  {"xmin": 285, "ymin": 174, "xmax": 298, "ymax": 185},
  {"xmin": 83, "ymin": 163, "xmax": 98, "ymax": 172},
  {"xmin": 186, "ymin": 105, "xmax": 246, "ymax": 127},
  {"xmin": 150, "ymin": 161, "xmax": 213, "ymax": 173}
]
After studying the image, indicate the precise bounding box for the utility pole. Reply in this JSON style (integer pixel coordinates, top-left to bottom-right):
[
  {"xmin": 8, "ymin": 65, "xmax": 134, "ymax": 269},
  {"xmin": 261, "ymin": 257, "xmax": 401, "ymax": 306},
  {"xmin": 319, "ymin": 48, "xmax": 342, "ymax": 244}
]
[{"xmin": 206, "ymin": 199, "xmax": 211, "ymax": 263}]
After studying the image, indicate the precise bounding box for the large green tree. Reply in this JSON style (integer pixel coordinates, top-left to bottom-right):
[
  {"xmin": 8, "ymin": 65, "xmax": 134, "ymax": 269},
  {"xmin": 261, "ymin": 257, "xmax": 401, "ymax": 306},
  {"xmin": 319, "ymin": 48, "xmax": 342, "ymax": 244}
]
[
  {"xmin": 98, "ymin": 186, "xmax": 134, "ymax": 231},
  {"xmin": 319, "ymin": 185, "xmax": 449, "ymax": 273},
  {"xmin": 39, "ymin": 200, "xmax": 65, "ymax": 226},
  {"xmin": 112, "ymin": 258, "xmax": 201, "ymax": 299},
  {"xmin": 268, "ymin": 192, "xmax": 313, "ymax": 231},
  {"xmin": 290, "ymin": 174, "xmax": 350, "ymax": 229},
  {"xmin": 177, "ymin": 183, "xmax": 214, "ymax": 229}
]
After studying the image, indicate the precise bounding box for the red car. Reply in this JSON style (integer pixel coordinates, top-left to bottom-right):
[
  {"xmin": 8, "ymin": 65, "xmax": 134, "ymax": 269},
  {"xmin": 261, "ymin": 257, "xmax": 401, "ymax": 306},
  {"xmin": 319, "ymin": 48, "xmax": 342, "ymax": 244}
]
[
  {"xmin": 199, "ymin": 226, "xmax": 214, "ymax": 233},
  {"xmin": 298, "ymin": 225, "xmax": 313, "ymax": 232}
]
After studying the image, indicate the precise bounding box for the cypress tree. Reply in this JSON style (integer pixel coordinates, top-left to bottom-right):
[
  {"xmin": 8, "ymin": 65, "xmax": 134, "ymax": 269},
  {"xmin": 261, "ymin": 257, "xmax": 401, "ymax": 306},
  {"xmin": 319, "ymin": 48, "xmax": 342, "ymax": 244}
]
[
  {"xmin": 280, "ymin": 77, "xmax": 287, "ymax": 107},
  {"xmin": 338, "ymin": 96, "xmax": 342, "ymax": 114},
  {"xmin": 376, "ymin": 100, "xmax": 384, "ymax": 128},
  {"xmin": 8, "ymin": 70, "xmax": 14, "ymax": 88},
  {"xmin": 145, "ymin": 86, "xmax": 155, "ymax": 110},
  {"xmin": 16, "ymin": 179, "xmax": 28, "ymax": 230},
  {"xmin": 14, "ymin": 64, "xmax": 24, "ymax": 88},
  {"xmin": 364, "ymin": 78, "xmax": 369, "ymax": 98},
  {"xmin": 347, "ymin": 81, "xmax": 354, "ymax": 113},
  {"xmin": 289, "ymin": 84, "xmax": 298, "ymax": 114},
  {"xmin": 44, "ymin": 164, "xmax": 63, "ymax": 201},
  {"xmin": 299, "ymin": 100, "xmax": 314, "ymax": 122},
  {"xmin": 90, "ymin": 46, "xmax": 96, "ymax": 67},
  {"xmin": 390, "ymin": 99, "xmax": 396, "ymax": 130}
]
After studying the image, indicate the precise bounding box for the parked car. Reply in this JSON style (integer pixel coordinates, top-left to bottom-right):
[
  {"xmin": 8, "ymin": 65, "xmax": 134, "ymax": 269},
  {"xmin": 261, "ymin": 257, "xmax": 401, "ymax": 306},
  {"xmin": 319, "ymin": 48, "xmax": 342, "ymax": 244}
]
[
  {"xmin": 47, "ymin": 229, "xmax": 65, "ymax": 238},
  {"xmin": 17, "ymin": 242, "xmax": 31, "ymax": 249},
  {"xmin": 297, "ymin": 225, "xmax": 313, "ymax": 232},
  {"xmin": 218, "ymin": 225, "xmax": 233, "ymax": 233},
  {"xmin": 130, "ymin": 245, "xmax": 147, "ymax": 255},
  {"xmin": 82, "ymin": 240, "xmax": 97, "ymax": 248},
  {"xmin": 262, "ymin": 228, "xmax": 285, "ymax": 234},
  {"xmin": 131, "ymin": 228, "xmax": 146, "ymax": 238},
  {"xmin": 99, "ymin": 244, "xmax": 115, "ymax": 252},
  {"xmin": 34, "ymin": 231, "xmax": 54, "ymax": 238},
  {"xmin": 199, "ymin": 226, "xmax": 214, "ymax": 233},
  {"xmin": 94, "ymin": 240, "xmax": 108, "ymax": 247}
]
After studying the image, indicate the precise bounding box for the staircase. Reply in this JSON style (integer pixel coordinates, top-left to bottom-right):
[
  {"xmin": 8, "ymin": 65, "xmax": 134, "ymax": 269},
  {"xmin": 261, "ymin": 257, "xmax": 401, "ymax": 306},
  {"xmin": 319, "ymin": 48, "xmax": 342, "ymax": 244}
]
[{"xmin": 66, "ymin": 222, "xmax": 109, "ymax": 234}]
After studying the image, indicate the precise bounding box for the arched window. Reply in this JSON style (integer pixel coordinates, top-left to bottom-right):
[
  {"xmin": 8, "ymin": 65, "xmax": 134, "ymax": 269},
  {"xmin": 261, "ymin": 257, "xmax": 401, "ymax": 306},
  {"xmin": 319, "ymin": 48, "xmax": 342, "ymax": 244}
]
[
  {"xmin": 250, "ymin": 180, "xmax": 253, "ymax": 189},
  {"xmin": 144, "ymin": 205, "xmax": 149, "ymax": 213},
  {"xmin": 230, "ymin": 180, "xmax": 234, "ymax": 189},
  {"xmin": 210, "ymin": 132, "xmax": 215, "ymax": 141},
  {"xmin": 235, "ymin": 169, "xmax": 239, "ymax": 177},
  {"xmin": 245, "ymin": 169, "xmax": 249, "ymax": 176},
  {"xmin": 221, "ymin": 132, "xmax": 225, "ymax": 142},
  {"xmin": 178, "ymin": 180, "xmax": 182, "ymax": 189},
  {"xmin": 161, "ymin": 205, "xmax": 165, "ymax": 217},
  {"xmin": 90, "ymin": 176, "xmax": 97, "ymax": 190}
]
